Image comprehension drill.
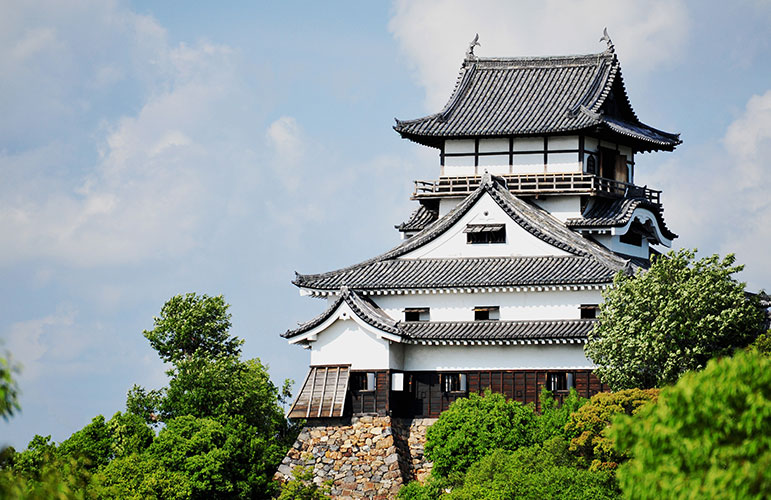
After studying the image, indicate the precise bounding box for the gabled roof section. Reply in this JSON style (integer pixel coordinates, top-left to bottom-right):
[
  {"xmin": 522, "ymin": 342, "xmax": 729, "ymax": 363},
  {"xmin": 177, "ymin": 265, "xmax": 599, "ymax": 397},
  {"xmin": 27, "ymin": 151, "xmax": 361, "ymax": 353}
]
[
  {"xmin": 294, "ymin": 175, "xmax": 631, "ymax": 292},
  {"xmin": 283, "ymin": 287, "xmax": 398, "ymax": 339},
  {"xmin": 395, "ymin": 205, "xmax": 438, "ymax": 233},
  {"xmin": 566, "ymin": 197, "xmax": 678, "ymax": 241},
  {"xmin": 394, "ymin": 43, "xmax": 680, "ymax": 152}
]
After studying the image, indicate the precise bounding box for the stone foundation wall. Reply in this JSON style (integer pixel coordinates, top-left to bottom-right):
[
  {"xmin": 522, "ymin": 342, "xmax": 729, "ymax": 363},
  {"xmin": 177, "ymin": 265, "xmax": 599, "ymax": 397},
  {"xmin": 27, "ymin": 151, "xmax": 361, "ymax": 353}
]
[{"xmin": 275, "ymin": 416, "xmax": 436, "ymax": 499}]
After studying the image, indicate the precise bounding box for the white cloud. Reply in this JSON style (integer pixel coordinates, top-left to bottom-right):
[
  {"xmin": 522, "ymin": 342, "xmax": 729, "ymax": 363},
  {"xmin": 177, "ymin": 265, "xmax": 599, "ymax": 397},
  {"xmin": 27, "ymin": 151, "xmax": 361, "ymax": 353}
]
[
  {"xmin": 266, "ymin": 116, "xmax": 306, "ymax": 190},
  {"xmin": 4, "ymin": 308, "xmax": 76, "ymax": 381},
  {"xmin": 389, "ymin": 0, "xmax": 690, "ymax": 110},
  {"xmin": 0, "ymin": 2, "xmax": 263, "ymax": 267},
  {"xmin": 645, "ymin": 90, "xmax": 771, "ymax": 291}
]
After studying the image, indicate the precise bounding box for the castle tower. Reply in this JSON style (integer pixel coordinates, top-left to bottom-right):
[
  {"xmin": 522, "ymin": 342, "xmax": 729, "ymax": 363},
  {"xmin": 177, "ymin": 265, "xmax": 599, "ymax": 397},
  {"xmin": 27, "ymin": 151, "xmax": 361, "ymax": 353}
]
[{"xmin": 276, "ymin": 33, "xmax": 680, "ymax": 496}]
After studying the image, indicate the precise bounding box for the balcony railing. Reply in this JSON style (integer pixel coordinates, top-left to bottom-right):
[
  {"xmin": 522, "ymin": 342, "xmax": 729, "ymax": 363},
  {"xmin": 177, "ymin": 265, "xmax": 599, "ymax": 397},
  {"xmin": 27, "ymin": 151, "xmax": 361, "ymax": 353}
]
[{"xmin": 412, "ymin": 173, "xmax": 661, "ymax": 205}]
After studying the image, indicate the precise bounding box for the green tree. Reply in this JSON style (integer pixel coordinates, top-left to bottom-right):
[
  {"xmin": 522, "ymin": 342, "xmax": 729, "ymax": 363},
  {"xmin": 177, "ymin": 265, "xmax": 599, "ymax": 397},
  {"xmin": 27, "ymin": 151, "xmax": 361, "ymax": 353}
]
[
  {"xmin": 586, "ymin": 249, "xmax": 765, "ymax": 390},
  {"xmin": 424, "ymin": 392, "xmax": 536, "ymax": 478},
  {"xmin": 277, "ymin": 464, "xmax": 331, "ymax": 500},
  {"xmin": 143, "ymin": 293, "xmax": 242, "ymax": 365},
  {"xmin": 446, "ymin": 442, "xmax": 619, "ymax": 500},
  {"xmin": 612, "ymin": 350, "xmax": 771, "ymax": 500},
  {"xmin": 0, "ymin": 352, "xmax": 20, "ymax": 420},
  {"xmin": 563, "ymin": 388, "xmax": 658, "ymax": 471},
  {"xmin": 534, "ymin": 388, "xmax": 587, "ymax": 444}
]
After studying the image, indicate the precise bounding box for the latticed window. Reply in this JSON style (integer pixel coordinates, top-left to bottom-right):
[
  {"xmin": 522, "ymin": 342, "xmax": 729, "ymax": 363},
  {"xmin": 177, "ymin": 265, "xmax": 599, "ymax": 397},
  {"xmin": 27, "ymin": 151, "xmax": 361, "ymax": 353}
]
[
  {"xmin": 465, "ymin": 224, "xmax": 506, "ymax": 244},
  {"xmin": 442, "ymin": 373, "xmax": 467, "ymax": 393},
  {"xmin": 547, "ymin": 372, "xmax": 575, "ymax": 392}
]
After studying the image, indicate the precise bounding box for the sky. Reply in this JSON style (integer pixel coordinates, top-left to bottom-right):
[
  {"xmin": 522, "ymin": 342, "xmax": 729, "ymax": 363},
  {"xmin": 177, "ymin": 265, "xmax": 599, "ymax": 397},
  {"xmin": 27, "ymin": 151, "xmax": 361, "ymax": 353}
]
[{"xmin": 2, "ymin": 0, "xmax": 770, "ymax": 449}]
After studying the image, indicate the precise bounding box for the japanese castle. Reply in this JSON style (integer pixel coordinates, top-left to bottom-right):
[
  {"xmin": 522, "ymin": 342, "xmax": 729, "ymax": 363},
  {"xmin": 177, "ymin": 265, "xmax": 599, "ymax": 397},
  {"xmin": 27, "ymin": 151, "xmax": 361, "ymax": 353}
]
[{"xmin": 283, "ymin": 34, "xmax": 679, "ymax": 420}]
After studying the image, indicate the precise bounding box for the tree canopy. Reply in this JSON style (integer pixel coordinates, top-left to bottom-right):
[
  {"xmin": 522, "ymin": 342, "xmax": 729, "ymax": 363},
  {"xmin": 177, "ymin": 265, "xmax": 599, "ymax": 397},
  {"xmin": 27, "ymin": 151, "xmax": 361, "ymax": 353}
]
[
  {"xmin": 1, "ymin": 293, "xmax": 297, "ymax": 499},
  {"xmin": 612, "ymin": 350, "xmax": 771, "ymax": 499},
  {"xmin": 143, "ymin": 293, "xmax": 243, "ymax": 365},
  {"xmin": 586, "ymin": 249, "xmax": 765, "ymax": 390}
]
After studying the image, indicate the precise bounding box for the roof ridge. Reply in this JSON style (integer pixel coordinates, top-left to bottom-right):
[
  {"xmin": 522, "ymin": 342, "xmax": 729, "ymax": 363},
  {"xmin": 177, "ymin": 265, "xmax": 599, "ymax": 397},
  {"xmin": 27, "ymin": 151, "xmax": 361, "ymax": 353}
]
[{"xmin": 283, "ymin": 288, "xmax": 398, "ymax": 339}]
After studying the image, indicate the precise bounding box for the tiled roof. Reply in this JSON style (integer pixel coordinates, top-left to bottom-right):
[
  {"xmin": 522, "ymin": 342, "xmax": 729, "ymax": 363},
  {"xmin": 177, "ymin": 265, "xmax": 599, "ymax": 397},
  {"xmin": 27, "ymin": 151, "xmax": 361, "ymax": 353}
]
[
  {"xmin": 395, "ymin": 205, "xmax": 438, "ymax": 233},
  {"xmin": 294, "ymin": 176, "xmax": 631, "ymax": 293},
  {"xmin": 401, "ymin": 319, "xmax": 596, "ymax": 341},
  {"xmin": 566, "ymin": 197, "xmax": 677, "ymax": 240},
  {"xmin": 394, "ymin": 48, "xmax": 680, "ymax": 152},
  {"xmin": 283, "ymin": 287, "xmax": 398, "ymax": 339},
  {"xmin": 294, "ymin": 256, "xmax": 618, "ymax": 292}
]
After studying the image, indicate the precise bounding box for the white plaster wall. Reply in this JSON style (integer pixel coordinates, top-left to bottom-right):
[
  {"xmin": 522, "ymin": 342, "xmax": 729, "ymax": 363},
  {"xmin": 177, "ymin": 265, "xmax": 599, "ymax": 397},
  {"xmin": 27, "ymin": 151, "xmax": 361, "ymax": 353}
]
[
  {"xmin": 445, "ymin": 139, "xmax": 475, "ymax": 154},
  {"xmin": 593, "ymin": 234, "xmax": 649, "ymax": 259},
  {"xmin": 403, "ymin": 343, "xmax": 594, "ymax": 371},
  {"xmin": 309, "ymin": 319, "xmax": 398, "ymax": 370},
  {"xmin": 443, "ymin": 164, "xmax": 475, "ymax": 177},
  {"xmin": 512, "ymin": 154, "xmax": 545, "ymax": 173},
  {"xmin": 545, "ymin": 152, "xmax": 580, "ymax": 173},
  {"xmin": 374, "ymin": 289, "xmax": 603, "ymax": 323},
  {"xmin": 438, "ymin": 197, "xmax": 463, "ymax": 216},
  {"xmin": 401, "ymin": 192, "xmax": 570, "ymax": 259},
  {"xmin": 513, "ymin": 137, "xmax": 544, "ymax": 150},
  {"xmin": 479, "ymin": 138, "xmax": 509, "ymax": 152},
  {"xmin": 531, "ymin": 196, "xmax": 583, "ymax": 222},
  {"xmin": 444, "ymin": 156, "xmax": 475, "ymax": 168},
  {"xmin": 548, "ymin": 136, "xmax": 579, "ymax": 150}
]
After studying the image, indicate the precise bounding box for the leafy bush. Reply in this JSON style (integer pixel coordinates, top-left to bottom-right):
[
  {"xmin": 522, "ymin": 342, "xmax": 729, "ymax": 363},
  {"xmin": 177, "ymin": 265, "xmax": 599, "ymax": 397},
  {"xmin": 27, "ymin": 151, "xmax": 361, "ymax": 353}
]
[
  {"xmin": 612, "ymin": 350, "xmax": 771, "ymax": 499},
  {"xmin": 424, "ymin": 391, "xmax": 536, "ymax": 477},
  {"xmin": 276, "ymin": 465, "xmax": 331, "ymax": 500},
  {"xmin": 534, "ymin": 388, "xmax": 587, "ymax": 443},
  {"xmin": 446, "ymin": 441, "xmax": 620, "ymax": 500},
  {"xmin": 750, "ymin": 329, "xmax": 771, "ymax": 356},
  {"xmin": 586, "ymin": 250, "xmax": 765, "ymax": 389},
  {"xmin": 564, "ymin": 388, "xmax": 658, "ymax": 471}
]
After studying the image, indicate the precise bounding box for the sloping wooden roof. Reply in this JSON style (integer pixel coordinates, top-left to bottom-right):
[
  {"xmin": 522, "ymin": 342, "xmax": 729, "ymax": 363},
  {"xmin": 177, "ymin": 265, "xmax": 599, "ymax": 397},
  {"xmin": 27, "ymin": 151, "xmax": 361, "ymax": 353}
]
[
  {"xmin": 394, "ymin": 46, "xmax": 680, "ymax": 152},
  {"xmin": 287, "ymin": 365, "xmax": 349, "ymax": 419}
]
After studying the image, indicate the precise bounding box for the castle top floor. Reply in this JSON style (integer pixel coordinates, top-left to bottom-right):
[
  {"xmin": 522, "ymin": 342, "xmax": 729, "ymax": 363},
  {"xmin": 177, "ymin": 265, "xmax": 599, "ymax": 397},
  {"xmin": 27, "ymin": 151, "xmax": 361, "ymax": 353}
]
[{"xmin": 394, "ymin": 34, "xmax": 680, "ymax": 201}]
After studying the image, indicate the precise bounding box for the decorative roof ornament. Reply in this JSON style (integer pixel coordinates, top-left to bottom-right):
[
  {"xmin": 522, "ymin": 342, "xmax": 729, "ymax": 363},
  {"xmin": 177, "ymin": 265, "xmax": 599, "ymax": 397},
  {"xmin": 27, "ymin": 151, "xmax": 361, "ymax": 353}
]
[
  {"xmin": 466, "ymin": 33, "xmax": 481, "ymax": 60},
  {"xmin": 600, "ymin": 27, "xmax": 614, "ymax": 52}
]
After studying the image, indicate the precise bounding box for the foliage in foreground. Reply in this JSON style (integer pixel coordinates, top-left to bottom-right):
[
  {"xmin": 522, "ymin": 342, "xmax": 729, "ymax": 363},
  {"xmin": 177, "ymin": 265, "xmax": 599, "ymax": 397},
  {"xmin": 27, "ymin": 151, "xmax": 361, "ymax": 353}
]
[
  {"xmin": 612, "ymin": 350, "xmax": 771, "ymax": 500},
  {"xmin": 563, "ymin": 388, "xmax": 659, "ymax": 471},
  {"xmin": 423, "ymin": 391, "xmax": 536, "ymax": 478},
  {"xmin": 446, "ymin": 442, "xmax": 619, "ymax": 500},
  {"xmin": 0, "ymin": 293, "xmax": 297, "ymax": 499},
  {"xmin": 0, "ymin": 352, "xmax": 20, "ymax": 420},
  {"xmin": 586, "ymin": 249, "xmax": 765, "ymax": 390}
]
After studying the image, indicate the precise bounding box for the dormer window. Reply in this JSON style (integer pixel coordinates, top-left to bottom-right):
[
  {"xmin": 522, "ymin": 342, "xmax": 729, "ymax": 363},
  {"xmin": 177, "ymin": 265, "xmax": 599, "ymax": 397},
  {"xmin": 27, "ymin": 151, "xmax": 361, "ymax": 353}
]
[
  {"xmin": 404, "ymin": 307, "xmax": 430, "ymax": 322},
  {"xmin": 465, "ymin": 224, "xmax": 506, "ymax": 244},
  {"xmin": 580, "ymin": 304, "xmax": 599, "ymax": 319},
  {"xmin": 474, "ymin": 306, "xmax": 500, "ymax": 321}
]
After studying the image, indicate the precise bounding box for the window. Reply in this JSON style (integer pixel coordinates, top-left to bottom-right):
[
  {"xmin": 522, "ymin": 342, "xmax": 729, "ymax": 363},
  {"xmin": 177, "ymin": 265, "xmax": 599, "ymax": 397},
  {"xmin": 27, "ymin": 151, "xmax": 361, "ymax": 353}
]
[
  {"xmin": 547, "ymin": 372, "xmax": 575, "ymax": 392},
  {"xmin": 404, "ymin": 307, "xmax": 430, "ymax": 322},
  {"xmin": 442, "ymin": 373, "xmax": 467, "ymax": 393},
  {"xmin": 391, "ymin": 372, "xmax": 404, "ymax": 391},
  {"xmin": 474, "ymin": 306, "xmax": 500, "ymax": 321},
  {"xmin": 580, "ymin": 304, "xmax": 599, "ymax": 319},
  {"xmin": 465, "ymin": 224, "xmax": 506, "ymax": 244},
  {"xmin": 351, "ymin": 372, "xmax": 376, "ymax": 392}
]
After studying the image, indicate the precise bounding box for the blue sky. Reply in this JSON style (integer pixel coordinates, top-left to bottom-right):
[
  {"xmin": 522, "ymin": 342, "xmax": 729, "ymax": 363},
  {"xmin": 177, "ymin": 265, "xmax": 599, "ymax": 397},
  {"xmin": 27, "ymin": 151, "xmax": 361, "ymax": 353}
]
[{"xmin": 2, "ymin": 0, "xmax": 770, "ymax": 449}]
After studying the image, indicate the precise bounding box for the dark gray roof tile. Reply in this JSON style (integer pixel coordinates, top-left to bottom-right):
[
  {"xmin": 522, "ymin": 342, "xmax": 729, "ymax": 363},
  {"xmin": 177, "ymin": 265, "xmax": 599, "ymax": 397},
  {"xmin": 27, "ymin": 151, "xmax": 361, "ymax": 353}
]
[
  {"xmin": 566, "ymin": 197, "xmax": 677, "ymax": 240},
  {"xmin": 401, "ymin": 319, "xmax": 596, "ymax": 341},
  {"xmin": 395, "ymin": 205, "xmax": 438, "ymax": 233},
  {"xmin": 394, "ymin": 49, "xmax": 680, "ymax": 152}
]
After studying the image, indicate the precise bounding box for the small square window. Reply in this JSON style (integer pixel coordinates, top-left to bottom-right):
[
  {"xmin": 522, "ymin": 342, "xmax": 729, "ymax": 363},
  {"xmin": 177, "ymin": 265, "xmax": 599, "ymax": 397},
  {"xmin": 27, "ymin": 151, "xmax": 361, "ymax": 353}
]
[
  {"xmin": 474, "ymin": 306, "xmax": 500, "ymax": 321},
  {"xmin": 442, "ymin": 373, "xmax": 467, "ymax": 393},
  {"xmin": 404, "ymin": 307, "xmax": 430, "ymax": 322},
  {"xmin": 351, "ymin": 372, "xmax": 376, "ymax": 392},
  {"xmin": 547, "ymin": 372, "xmax": 575, "ymax": 392},
  {"xmin": 580, "ymin": 304, "xmax": 599, "ymax": 319}
]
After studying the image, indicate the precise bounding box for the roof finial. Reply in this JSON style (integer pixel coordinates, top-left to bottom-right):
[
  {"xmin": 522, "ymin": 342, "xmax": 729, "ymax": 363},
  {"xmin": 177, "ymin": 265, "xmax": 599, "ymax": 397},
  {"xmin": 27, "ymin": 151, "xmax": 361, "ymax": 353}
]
[
  {"xmin": 466, "ymin": 33, "xmax": 481, "ymax": 60},
  {"xmin": 600, "ymin": 27, "xmax": 614, "ymax": 51}
]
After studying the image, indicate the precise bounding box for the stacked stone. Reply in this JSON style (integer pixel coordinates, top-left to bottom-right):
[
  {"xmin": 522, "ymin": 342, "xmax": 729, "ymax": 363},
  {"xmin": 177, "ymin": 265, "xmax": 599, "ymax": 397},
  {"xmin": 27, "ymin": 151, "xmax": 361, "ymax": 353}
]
[
  {"xmin": 276, "ymin": 416, "xmax": 404, "ymax": 499},
  {"xmin": 393, "ymin": 418, "xmax": 436, "ymax": 483}
]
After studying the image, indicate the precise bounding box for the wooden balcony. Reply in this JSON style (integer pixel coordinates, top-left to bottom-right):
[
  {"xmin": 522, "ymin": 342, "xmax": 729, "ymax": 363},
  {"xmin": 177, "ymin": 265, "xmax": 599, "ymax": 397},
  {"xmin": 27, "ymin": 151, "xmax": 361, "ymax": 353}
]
[{"xmin": 412, "ymin": 173, "xmax": 661, "ymax": 205}]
